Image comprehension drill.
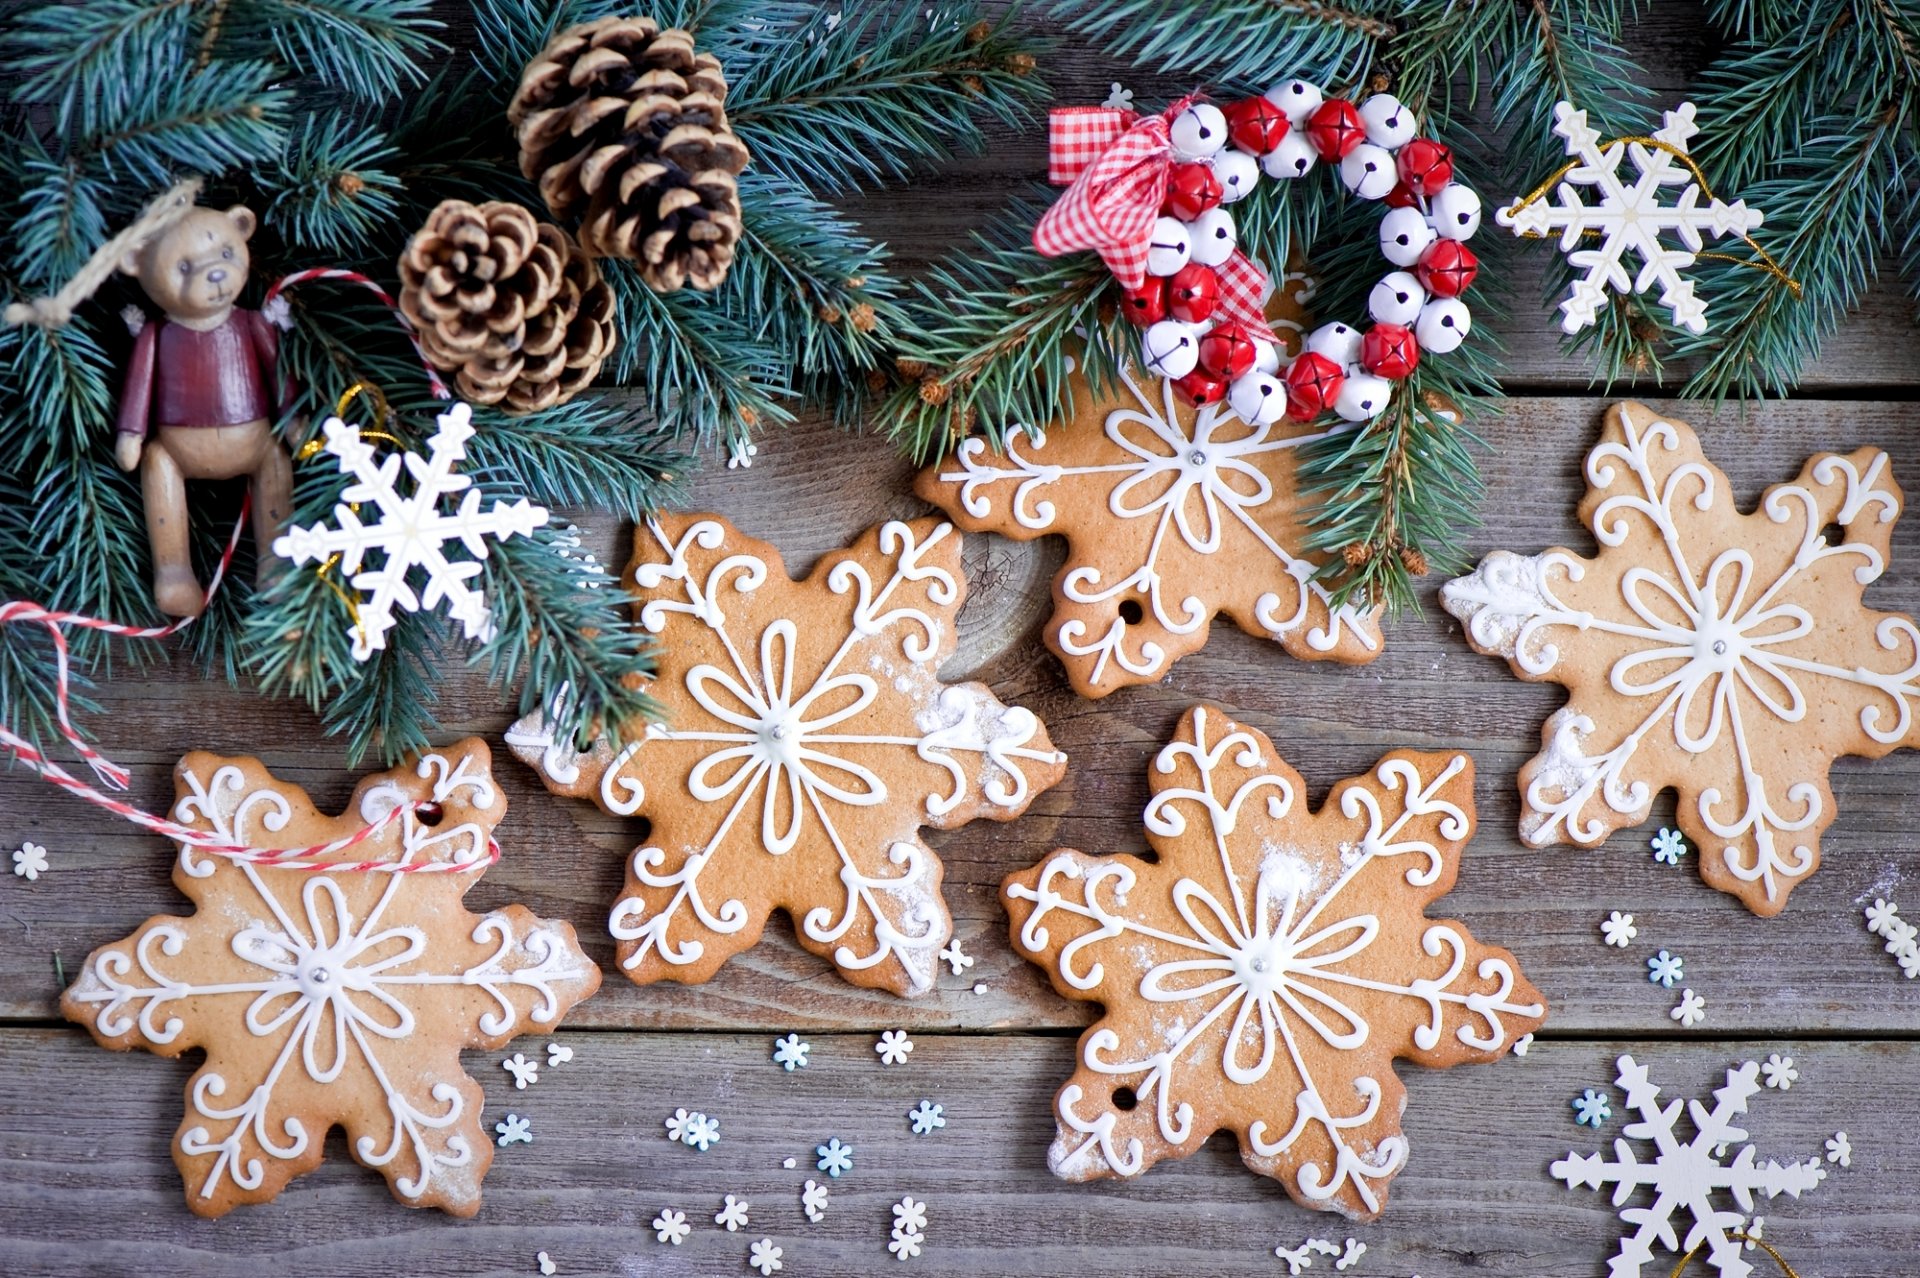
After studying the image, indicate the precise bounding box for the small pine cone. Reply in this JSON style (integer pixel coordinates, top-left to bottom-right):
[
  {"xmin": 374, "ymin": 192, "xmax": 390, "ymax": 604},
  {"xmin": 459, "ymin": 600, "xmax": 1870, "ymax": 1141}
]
[
  {"xmin": 620, "ymin": 671, "xmax": 648, "ymax": 692},
  {"xmin": 1008, "ymin": 52, "xmax": 1037, "ymax": 76},
  {"xmin": 818, "ymin": 304, "xmax": 844, "ymax": 324},
  {"xmin": 895, "ymin": 357, "xmax": 927, "ymax": 379},
  {"xmin": 1343, "ymin": 541, "xmax": 1374, "ymax": 568},
  {"xmin": 509, "ymin": 16, "xmax": 751, "ymax": 293},
  {"xmin": 335, "ymin": 172, "xmax": 365, "ymax": 196},
  {"xmin": 865, "ymin": 369, "xmax": 889, "ymax": 395},
  {"xmin": 967, "ymin": 18, "xmax": 992, "ymax": 42},
  {"xmin": 1399, "ymin": 546, "xmax": 1430, "ymax": 577},
  {"xmin": 919, "ymin": 377, "xmax": 950, "ymax": 405},
  {"xmin": 850, "ymin": 302, "xmax": 877, "ymax": 333}
]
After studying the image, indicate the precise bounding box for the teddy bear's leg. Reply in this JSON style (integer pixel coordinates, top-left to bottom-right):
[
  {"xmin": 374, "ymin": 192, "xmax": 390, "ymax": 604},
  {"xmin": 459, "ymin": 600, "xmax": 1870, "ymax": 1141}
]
[
  {"xmin": 139, "ymin": 438, "xmax": 206, "ymax": 617},
  {"xmin": 249, "ymin": 434, "xmax": 293, "ymax": 589}
]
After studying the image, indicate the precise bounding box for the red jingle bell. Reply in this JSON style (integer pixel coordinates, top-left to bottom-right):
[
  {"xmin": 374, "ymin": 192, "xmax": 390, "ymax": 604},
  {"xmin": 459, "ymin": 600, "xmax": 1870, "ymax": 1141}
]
[
  {"xmin": 1174, "ymin": 369, "xmax": 1228, "ymax": 407},
  {"xmin": 1164, "ymin": 162, "xmax": 1225, "ymax": 221},
  {"xmin": 1122, "ymin": 278, "xmax": 1169, "ymax": 327},
  {"xmin": 1282, "ymin": 352, "xmax": 1345, "ymax": 421},
  {"xmin": 1305, "ymin": 99, "xmax": 1365, "ymax": 160},
  {"xmin": 1225, "ymin": 96, "xmax": 1290, "ymax": 156},
  {"xmin": 1383, "ymin": 182, "xmax": 1418, "ymax": 209},
  {"xmin": 1418, "ymin": 239, "xmax": 1480, "ymax": 298},
  {"xmin": 1197, "ymin": 321, "xmax": 1257, "ymax": 382},
  {"xmin": 1166, "ymin": 262, "xmax": 1220, "ymax": 324},
  {"xmin": 1395, "ymin": 138, "xmax": 1455, "ymax": 198},
  {"xmin": 1361, "ymin": 323, "xmax": 1420, "ymax": 379}
]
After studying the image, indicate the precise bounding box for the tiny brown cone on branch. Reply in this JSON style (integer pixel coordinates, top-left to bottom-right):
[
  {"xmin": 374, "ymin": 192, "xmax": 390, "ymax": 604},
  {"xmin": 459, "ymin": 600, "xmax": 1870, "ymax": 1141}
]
[
  {"xmin": 508, "ymin": 16, "xmax": 751, "ymax": 294},
  {"xmin": 398, "ymin": 199, "xmax": 616, "ymax": 413}
]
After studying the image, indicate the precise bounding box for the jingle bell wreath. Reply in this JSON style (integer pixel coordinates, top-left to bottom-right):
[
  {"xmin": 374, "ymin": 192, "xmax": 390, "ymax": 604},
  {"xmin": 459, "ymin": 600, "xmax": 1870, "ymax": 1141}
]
[{"xmin": 1034, "ymin": 82, "xmax": 1482, "ymax": 424}]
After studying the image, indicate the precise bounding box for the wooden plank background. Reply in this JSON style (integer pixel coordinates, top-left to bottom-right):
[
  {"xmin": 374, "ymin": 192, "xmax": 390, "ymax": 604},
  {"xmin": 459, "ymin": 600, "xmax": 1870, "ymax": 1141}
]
[{"xmin": 4, "ymin": 6, "xmax": 1919, "ymax": 1276}]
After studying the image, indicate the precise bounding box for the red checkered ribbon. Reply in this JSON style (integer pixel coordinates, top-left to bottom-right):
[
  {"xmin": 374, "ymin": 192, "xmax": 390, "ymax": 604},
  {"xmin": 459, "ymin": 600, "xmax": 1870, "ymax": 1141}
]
[
  {"xmin": 0, "ymin": 268, "xmax": 495, "ymax": 873},
  {"xmin": 1033, "ymin": 101, "xmax": 1277, "ymax": 344}
]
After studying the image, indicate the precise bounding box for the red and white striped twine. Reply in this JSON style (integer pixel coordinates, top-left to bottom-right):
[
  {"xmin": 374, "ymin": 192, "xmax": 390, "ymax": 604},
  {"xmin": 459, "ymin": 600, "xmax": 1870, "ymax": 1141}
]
[
  {"xmin": 263, "ymin": 267, "xmax": 452, "ymax": 400},
  {"xmin": 0, "ymin": 269, "xmax": 495, "ymax": 873}
]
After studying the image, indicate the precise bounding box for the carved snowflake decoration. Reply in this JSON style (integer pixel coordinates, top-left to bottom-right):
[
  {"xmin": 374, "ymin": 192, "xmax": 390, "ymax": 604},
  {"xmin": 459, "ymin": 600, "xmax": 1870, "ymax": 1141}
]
[
  {"xmin": 1443, "ymin": 402, "xmax": 1920, "ymax": 916},
  {"xmin": 507, "ymin": 515, "xmax": 1064, "ymax": 996},
  {"xmin": 1554, "ymin": 1055, "xmax": 1827, "ymax": 1278},
  {"xmin": 274, "ymin": 402, "xmax": 550, "ymax": 660},
  {"xmin": 1003, "ymin": 707, "xmax": 1545, "ymax": 1221},
  {"xmin": 916, "ymin": 326, "xmax": 1382, "ymax": 699},
  {"xmin": 1497, "ymin": 102, "xmax": 1765, "ymax": 335},
  {"xmin": 59, "ymin": 742, "xmax": 599, "ymax": 1216}
]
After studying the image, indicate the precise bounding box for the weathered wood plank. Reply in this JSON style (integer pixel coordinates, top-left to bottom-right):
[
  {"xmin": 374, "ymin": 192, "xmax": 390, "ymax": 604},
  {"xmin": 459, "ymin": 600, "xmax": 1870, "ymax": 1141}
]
[
  {"xmin": 0, "ymin": 1026, "xmax": 1906, "ymax": 1277},
  {"xmin": 7, "ymin": 397, "xmax": 1920, "ymax": 1039}
]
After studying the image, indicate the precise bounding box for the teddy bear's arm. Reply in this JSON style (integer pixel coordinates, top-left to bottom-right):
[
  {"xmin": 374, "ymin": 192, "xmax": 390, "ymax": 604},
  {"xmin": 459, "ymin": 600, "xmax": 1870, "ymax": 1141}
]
[{"xmin": 116, "ymin": 321, "xmax": 159, "ymax": 439}]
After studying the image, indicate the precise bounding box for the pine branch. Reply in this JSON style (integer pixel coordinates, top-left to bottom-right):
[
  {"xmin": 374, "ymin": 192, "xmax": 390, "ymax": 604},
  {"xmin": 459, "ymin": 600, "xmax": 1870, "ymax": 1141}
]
[
  {"xmin": 724, "ymin": 3, "xmax": 1047, "ymax": 196},
  {"xmin": 79, "ymin": 57, "xmax": 292, "ymax": 184},
  {"xmin": 1047, "ymin": 0, "xmax": 1385, "ymax": 88},
  {"xmin": 463, "ymin": 396, "xmax": 687, "ymax": 521},
  {"xmin": 228, "ymin": 0, "xmax": 444, "ymax": 100},
  {"xmin": 1, "ymin": 0, "xmax": 196, "ymax": 136},
  {"xmin": 317, "ymin": 614, "xmax": 442, "ymax": 766},
  {"xmin": 253, "ymin": 114, "xmax": 402, "ymax": 254}
]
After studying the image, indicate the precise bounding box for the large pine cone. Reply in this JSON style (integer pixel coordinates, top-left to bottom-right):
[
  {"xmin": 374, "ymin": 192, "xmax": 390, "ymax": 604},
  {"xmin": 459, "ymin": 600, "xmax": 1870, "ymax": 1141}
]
[
  {"xmin": 398, "ymin": 199, "xmax": 616, "ymax": 413},
  {"xmin": 508, "ymin": 16, "xmax": 751, "ymax": 293}
]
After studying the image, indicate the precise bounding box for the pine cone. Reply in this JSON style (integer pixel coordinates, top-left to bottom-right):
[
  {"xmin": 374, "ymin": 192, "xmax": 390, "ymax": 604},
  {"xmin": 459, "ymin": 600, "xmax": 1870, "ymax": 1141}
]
[
  {"xmin": 508, "ymin": 16, "xmax": 751, "ymax": 293},
  {"xmin": 398, "ymin": 199, "xmax": 615, "ymax": 413}
]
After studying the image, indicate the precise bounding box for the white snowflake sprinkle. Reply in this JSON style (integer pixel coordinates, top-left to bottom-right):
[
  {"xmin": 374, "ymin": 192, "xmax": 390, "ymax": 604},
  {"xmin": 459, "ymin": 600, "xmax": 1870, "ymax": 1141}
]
[
  {"xmin": 908, "ymin": 1100, "xmax": 946, "ymax": 1134},
  {"xmin": 1305, "ymin": 1240, "xmax": 1341, "ymax": 1257},
  {"xmin": 1650, "ymin": 826, "xmax": 1688, "ymax": 865},
  {"xmin": 939, "ymin": 939, "xmax": 974, "ymax": 975},
  {"xmin": 652, "ymin": 1209, "xmax": 690, "ymax": 1245},
  {"xmin": 749, "ymin": 1238, "xmax": 784, "ymax": 1275},
  {"xmin": 1865, "ymin": 899, "xmax": 1920, "ymax": 978},
  {"xmin": 1335, "ymin": 1238, "xmax": 1367, "ymax": 1271},
  {"xmin": 664, "ymin": 1108, "xmax": 697, "ymax": 1143},
  {"xmin": 1671, "ymin": 988, "xmax": 1707, "ymax": 1027},
  {"xmin": 1865, "ymin": 898, "xmax": 1903, "ymax": 935},
  {"xmin": 772, "ymin": 1033, "xmax": 810, "ymax": 1072},
  {"xmin": 727, "ymin": 439, "xmax": 759, "ymax": 470},
  {"xmin": 782, "ymin": 1157, "xmax": 797, "ymax": 1170},
  {"xmin": 888, "ymin": 1230, "xmax": 924, "ymax": 1261},
  {"xmin": 1601, "ymin": 910, "xmax": 1638, "ymax": 947},
  {"xmin": 1273, "ymin": 1242, "xmax": 1312, "ymax": 1275},
  {"xmin": 684, "ymin": 1112, "xmax": 720, "ymax": 1151},
  {"xmin": 1555, "ymin": 1056, "xmax": 1828, "ymax": 1277},
  {"xmin": 816, "ymin": 1137, "xmax": 853, "ymax": 1177},
  {"xmin": 1101, "ymin": 82, "xmax": 1134, "ymax": 111},
  {"xmin": 1760, "ymin": 1054, "xmax": 1797, "ymax": 1090},
  {"xmin": 970, "ymin": 981, "xmax": 987, "ymax": 995},
  {"xmin": 503, "ymin": 1052, "xmax": 539, "ymax": 1089},
  {"xmin": 495, "ymin": 1113, "xmax": 532, "ymax": 1145},
  {"xmin": 801, "ymin": 1178, "xmax": 829, "ymax": 1222},
  {"xmin": 715, "ymin": 1194, "xmax": 750, "ymax": 1231},
  {"xmin": 892, "ymin": 1196, "xmax": 928, "ymax": 1235},
  {"xmin": 536, "ymin": 1250, "xmax": 557, "ymax": 1276},
  {"xmin": 10, "ymin": 841, "xmax": 47, "ymax": 880},
  {"xmin": 875, "ymin": 1029, "xmax": 913, "ymax": 1065},
  {"xmin": 1826, "ymin": 1131, "xmax": 1851, "ymax": 1167},
  {"xmin": 546, "ymin": 1041, "xmax": 573, "ymax": 1066},
  {"xmin": 1573, "ymin": 1088, "xmax": 1612, "ymax": 1127},
  {"xmin": 1497, "ymin": 101, "xmax": 1766, "ymax": 335},
  {"xmin": 1648, "ymin": 949, "xmax": 1685, "ymax": 988},
  {"xmin": 1514, "ymin": 1033, "xmax": 1534, "ymax": 1057},
  {"xmin": 273, "ymin": 401, "xmax": 548, "ymax": 660}
]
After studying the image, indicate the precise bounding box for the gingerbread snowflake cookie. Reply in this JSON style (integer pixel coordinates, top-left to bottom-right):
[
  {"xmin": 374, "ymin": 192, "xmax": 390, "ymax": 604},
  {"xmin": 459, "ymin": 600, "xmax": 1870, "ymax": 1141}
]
[
  {"xmin": 508, "ymin": 514, "xmax": 1067, "ymax": 996},
  {"xmin": 61, "ymin": 740, "xmax": 600, "ymax": 1217},
  {"xmin": 1444, "ymin": 401, "xmax": 1920, "ymax": 915},
  {"xmin": 1003, "ymin": 706, "xmax": 1544, "ymax": 1220},
  {"xmin": 915, "ymin": 302, "xmax": 1381, "ymax": 698}
]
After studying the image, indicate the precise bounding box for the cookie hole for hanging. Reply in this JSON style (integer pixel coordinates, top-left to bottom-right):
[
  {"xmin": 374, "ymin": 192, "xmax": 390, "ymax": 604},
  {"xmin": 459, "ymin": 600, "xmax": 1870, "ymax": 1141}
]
[
  {"xmin": 416, "ymin": 802, "xmax": 445, "ymax": 827},
  {"xmin": 1820, "ymin": 523, "xmax": 1845, "ymax": 546},
  {"xmin": 1118, "ymin": 599, "xmax": 1145, "ymax": 625},
  {"xmin": 1111, "ymin": 1085, "xmax": 1140, "ymax": 1111}
]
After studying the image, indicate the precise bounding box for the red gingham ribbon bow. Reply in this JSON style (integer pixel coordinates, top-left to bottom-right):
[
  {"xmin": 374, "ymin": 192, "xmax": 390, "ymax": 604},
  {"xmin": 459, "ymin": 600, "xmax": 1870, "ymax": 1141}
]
[{"xmin": 1033, "ymin": 102, "xmax": 1277, "ymax": 345}]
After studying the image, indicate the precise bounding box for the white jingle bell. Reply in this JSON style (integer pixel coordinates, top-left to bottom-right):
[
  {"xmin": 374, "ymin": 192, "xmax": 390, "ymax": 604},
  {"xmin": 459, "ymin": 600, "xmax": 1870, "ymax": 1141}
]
[
  {"xmin": 1170, "ymin": 102, "xmax": 1229, "ymax": 160},
  {"xmin": 1379, "ymin": 205, "xmax": 1437, "ymax": 267},
  {"xmin": 1211, "ymin": 149, "xmax": 1260, "ymax": 203},
  {"xmin": 1339, "ymin": 143, "xmax": 1397, "ymax": 201},
  {"xmin": 1306, "ymin": 321, "xmax": 1363, "ymax": 367},
  {"xmin": 1368, "ymin": 271, "xmax": 1427, "ymax": 327},
  {"xmin": 1146, "ymin": 216, "xmax": 1192, "ymax": 277},
  {"xmin": 1229, "ymin": 371, "xmax": 1288, "ymax": 426},
  {"xmin": 1429, "ymin": 184, "xmax": 1483, "ymax": 240},
  {"xmin": 1334, "ymin": 370, "xmax": 1392, "ymax": 422},
  {"xmin": 1264, "ymin": 79, "xmax": 1323, "ymax": 126},
  {"xmin": 1260, "ymin": 130, "xmax": 1319, "ymax": 180},
  {"xmin": 1249, "ymin": 337, "xmax": 1281, "ymax": 376},
  {"xmin": 1142, "ymin": 319, "xmax": 1201, "ymax": 378},
  {"xmin": 1187, "ymin": 207, "xmax": 1238, "ymax": 266},
  {"xmin": 1358, "ymin": 94, "xmax": 1417, "ymax": 149},
  {"xmin": 1415, "ymin": 297, "xmax": 1471, "ymax": 354}
]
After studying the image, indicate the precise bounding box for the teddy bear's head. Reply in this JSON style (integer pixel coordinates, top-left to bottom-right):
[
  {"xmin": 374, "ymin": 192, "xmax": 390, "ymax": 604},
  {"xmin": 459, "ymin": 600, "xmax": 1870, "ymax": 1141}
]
[{"xmin": 121, "ymin": 204, "xmax": 256, "ymax": 324}]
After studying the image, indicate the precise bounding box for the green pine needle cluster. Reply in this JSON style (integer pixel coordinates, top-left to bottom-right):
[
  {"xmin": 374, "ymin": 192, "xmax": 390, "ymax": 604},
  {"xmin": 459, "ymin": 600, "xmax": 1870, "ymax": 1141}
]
[{"xmin": 0, "ymin": 0, "xmax": 1049, "ymax": 766}]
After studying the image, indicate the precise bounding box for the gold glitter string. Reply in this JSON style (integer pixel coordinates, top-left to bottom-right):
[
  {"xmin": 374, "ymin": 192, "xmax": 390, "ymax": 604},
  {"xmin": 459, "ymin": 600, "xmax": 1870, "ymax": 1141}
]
[
  {"xmin": 1502, "ymin": 136, "xmax": 1801, "ymax": 298},
  {"xmin": 1668, "ymin": 1230, "xmax": 1804, "ymax": 1278},
  {"xmin": 292, "ymin": 381, "xmax": 404, "ymax": 653}
]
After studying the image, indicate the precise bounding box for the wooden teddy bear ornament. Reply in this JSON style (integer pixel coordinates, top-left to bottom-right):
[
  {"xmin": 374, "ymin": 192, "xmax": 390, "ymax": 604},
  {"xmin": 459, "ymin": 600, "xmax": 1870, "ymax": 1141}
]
[{"xmin": 115, "ymin": 202, "xmax": 294, "ymax": 617}]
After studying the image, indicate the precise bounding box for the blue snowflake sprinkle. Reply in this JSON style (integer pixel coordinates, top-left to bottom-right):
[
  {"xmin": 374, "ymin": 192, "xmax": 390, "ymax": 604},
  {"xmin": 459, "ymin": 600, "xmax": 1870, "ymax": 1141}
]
[
  {"xmin": 1572, "ymin": 1088, "xmax": 1612, "ymax": 1127},
  {"xmin": 816, "ymin": 1137, "xmax": 854, "ymax": 1177},
  {"xmin": 1650, "ymin": 827, "xmax": 1688, "ymax": 865},
  {"xmin": 1647, "ymin": 949, "xmax": 1684, "ymax": 988},
  {"xmin": 772, "ymin": 1033, "xmax": 810, "ymax": 1072},
  {"xmin": 908, "ymin": 1101, "xmax": 946, "ymax": 1135}
]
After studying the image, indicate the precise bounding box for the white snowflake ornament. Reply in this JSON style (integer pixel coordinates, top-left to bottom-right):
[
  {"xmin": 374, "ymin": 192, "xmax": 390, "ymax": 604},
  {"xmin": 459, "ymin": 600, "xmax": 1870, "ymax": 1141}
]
[
  {"xmin": 274, "ymin": 402, "xmax": 549, "ymax": 660},
  {"xmin": 1555, "ymin": 1055, "xmax": 1827, "ymax": 1278},
  {"xmin": 1498, "ymin": 101, "xmax": 1765, "ymax": 335}
]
